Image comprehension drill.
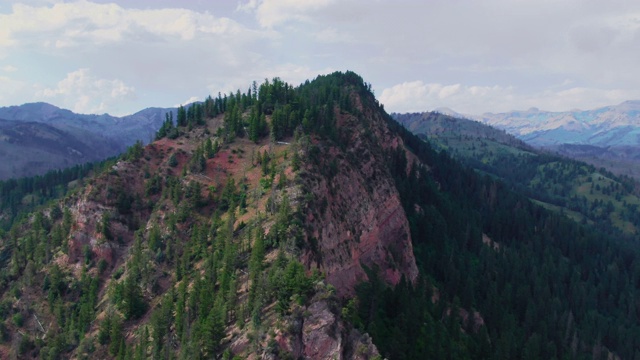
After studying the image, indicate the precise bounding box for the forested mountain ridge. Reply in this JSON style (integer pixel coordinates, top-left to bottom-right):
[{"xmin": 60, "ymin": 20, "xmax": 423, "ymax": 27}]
[
  {"xmin": 394, "ymin": 111, "xmax": 640, "ymax": 238},
  {"xmin": 0, "ymin": 72, "xmax": 408, "ymax": 359},
  {"xmin": 394, "ymin": 111, "xmax": 531, "ymax": 150},
  {"xmin": 0, "ymin": 103, "xmax": 175, "ymax": 180},
  {"xmin": 473, "ymin": 102, "xmax": 640, "ymax": 179},
  {"xmin": 1, "ymin": 72, "xmax": 640, "ymax": 359}
]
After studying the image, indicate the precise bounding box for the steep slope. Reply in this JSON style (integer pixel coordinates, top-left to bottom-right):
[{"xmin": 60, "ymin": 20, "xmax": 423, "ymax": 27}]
[
  {"xmin": 375, "ymin": 114, "xmax": 640, "ymax": 359},
  {"xmin": 300, "ymin": 96, "xmax": 418, "ymax": 296},
  {"xmin": 2, "ymin": 72, "xmax": 640, "ymax": 360},
  {"xmin": 0, "ymin": 103, "xmax": 174, "ymax": 180}
]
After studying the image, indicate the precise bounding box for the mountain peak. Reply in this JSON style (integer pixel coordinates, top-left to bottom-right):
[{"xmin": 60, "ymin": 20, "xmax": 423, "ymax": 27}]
[
  {"xmin": 478, "ymin": 100, "xmax": 640, "ymax": 147},
  {"xmin": 2, "ymin": 72, "xmax": 638, "ymax": 360},
  {"xmin": 434, "ymin": 106, "xmax": 463, "ymax": 117},
  {"xmin": 615, "ymin": 100, "xmax": 640, "ymax": 111},
  {"xmin": 19, "ymin": 101, "xmax": 61, "ymax": 110},
  {"xmin": 0, "ymin": 72, "xmax": 418, "ymax": 359}
]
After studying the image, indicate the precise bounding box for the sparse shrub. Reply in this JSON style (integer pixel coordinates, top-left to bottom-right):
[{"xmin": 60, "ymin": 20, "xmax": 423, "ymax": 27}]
[
  {"xmin": 112, "ymin": 266, "xmax": 124, "ymax": 280},
  {"xmin": 98, "ymin": 259, "xmax": 108, "ymax": 274}
]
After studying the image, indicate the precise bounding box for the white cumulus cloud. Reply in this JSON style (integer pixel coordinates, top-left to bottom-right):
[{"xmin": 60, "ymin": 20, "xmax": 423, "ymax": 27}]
[
  {"xmin": 0, "ymin": 1, "xmax": 251, "ymax": 49},
  {"xmin": 176, "ymin": 96, "xmax": 200, "ymax": 107},
  {"xmin": 38, "ymin": 68, "xmax": 135, "ymax": 115},
  {"xmin": 3, "ymin": 0, "xmax": 640, "ymax": 116},
  {"xmin": 380, "ymin": 80, "xmax": 640, "ymax": 115},
  {"xmin": 379, "ymin": 81, "xmax": 515, "ymax": 114},
  {"xmin": 1, "ymin": 65, "xmax": 17, "ymax": 72},
  {"xmin": 0, "ymin": 75, "xmax": 27, "ymax": 103}
]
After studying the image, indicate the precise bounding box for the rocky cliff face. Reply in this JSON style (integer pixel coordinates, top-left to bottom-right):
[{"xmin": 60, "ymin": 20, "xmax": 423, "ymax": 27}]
[
  {"xmin": 300, "ymin": 95, "xmax": 419, "ymax": 297},
  {"xmin": 66, "ymin": 160, "xmax": 149, "ymax": 267},
  {"xmin": 234, "ymin": 287, "xmax": 381, "ymax": 360}
]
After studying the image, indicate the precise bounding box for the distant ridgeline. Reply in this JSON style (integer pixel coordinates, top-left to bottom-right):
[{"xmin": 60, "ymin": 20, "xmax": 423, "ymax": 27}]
[
  {"xmin": 0, "ymin": 103, "xmax": 173, "ymax": 180},
  {"xmin": 475, "ymin": 102, "xmax": 640, "ymax": 180}
]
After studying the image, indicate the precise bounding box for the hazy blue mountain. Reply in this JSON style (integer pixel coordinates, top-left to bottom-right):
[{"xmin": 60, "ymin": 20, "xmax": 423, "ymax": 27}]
[
  {"xmin": 393, "ymin": 111, "xmax": 531, "ymax": 149},
  {"xmin": 0, "ymin": 102, "xmax": 176, "ymax": 179},
  {"xmin": 476, "ymin": 101, "xmax": 640, "ymax": 147},
  {"xmin": 433, "ymin": 101, "xmax": 640, "ymax": 178}
]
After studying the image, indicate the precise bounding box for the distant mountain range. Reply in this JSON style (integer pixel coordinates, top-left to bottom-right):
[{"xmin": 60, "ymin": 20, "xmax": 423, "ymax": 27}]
[
  {"xmin": 429, "ymin": 101, "xmax": 640, "ymax": 179},
  {"xmin": 474, "ymin": 100, "xmax": 640, "ymax": 147},
  {"xmin": 0, "ymin": 102, "xmax": 175, "ymax": 179},
  {"xmin": 5, "ymin": 99, "xmax": 640, "ymax": 181}
]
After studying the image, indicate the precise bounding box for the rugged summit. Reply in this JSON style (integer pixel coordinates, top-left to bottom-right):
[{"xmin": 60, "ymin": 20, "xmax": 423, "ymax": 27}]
[
  {"xmin": 0, "ymin": 72, "xmax": 415, "ymax": 359},
  {"xmin": 472, "ymin": 102, "xmax": 640, "ymax": 178},
  {"xmin": 475, "ymin": 101, "xmax": 640, "ymax": 147}
]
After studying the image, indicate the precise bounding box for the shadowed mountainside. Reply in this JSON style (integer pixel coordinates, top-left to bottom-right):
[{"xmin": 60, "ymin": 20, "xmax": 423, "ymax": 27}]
[{"xmin": 0, "ymin": 103, "xmax": 174, "ymax": 179}]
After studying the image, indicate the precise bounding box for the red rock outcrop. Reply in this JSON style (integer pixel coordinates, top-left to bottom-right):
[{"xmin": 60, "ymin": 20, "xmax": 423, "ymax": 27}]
[
  {"xmin": 301, "ymin": 100, "xmax": 418, "ymax": 297},
  {"xmin": 64, "ymin": 161, "xmax": 149, "ymax": 268},
  {"xmin": 273, "ymin": 296, "xmax": 380, "ymax": 360}
]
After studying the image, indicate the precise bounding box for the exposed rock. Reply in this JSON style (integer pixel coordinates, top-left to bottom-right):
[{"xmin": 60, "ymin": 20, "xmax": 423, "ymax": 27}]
[
  {"xmin": 274, "ymin": 294, "xmax": 381, "ymax": 360},
  {"xmin": 302, "ymin": 300, "xmax": 342, "ymax": 359},
  {"xmin": 64, "ymin": 160, "xmax": 149, "ymax": 270},
  {"xmin": 301, "ymin": 103, "xmax": 418, "ymax": 297}
]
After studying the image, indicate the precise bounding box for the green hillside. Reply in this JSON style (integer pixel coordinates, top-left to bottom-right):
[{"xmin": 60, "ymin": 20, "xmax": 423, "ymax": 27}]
[{"xmin": 394, "ymin": 111, "xmax": 640, "ymax": 237}]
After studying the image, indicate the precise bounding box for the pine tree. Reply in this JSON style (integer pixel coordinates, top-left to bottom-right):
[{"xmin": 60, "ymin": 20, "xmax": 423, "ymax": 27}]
[
  {"xmin": 108, "ymin": 315, "xmax": 124, "ymax": 356},
  {"xmin": 177, "ymin": 105, "xmax": 187, "ymax": 127},
  {"xmin": 248, "ymin": 107, "xmax": 260, "ymax": 143},
  {"xmin": 204, "ymin": 138, "xmax": 215, "ymax": 159},
  {"xmin": 202, "ymin": 308, "xmax": 225, "ymax": 357},
  {"xmin": 248, "ymin": 227, "xmax": 265, "ymax": 310}
]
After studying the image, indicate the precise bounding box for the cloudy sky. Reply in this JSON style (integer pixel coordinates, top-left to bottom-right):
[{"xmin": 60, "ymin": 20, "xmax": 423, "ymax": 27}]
[{"xmin": 1, "ymin": 0, "xmax": 640, "ymax": 116}]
